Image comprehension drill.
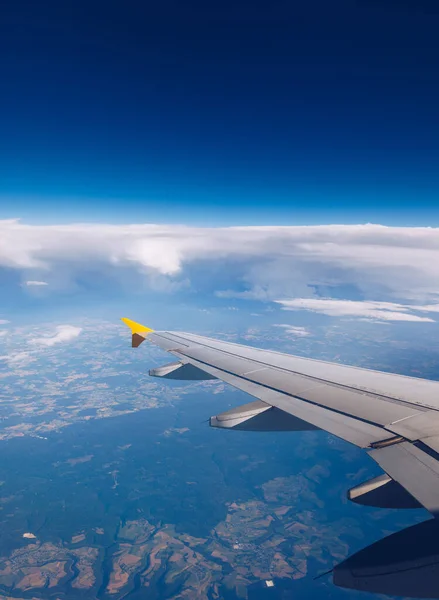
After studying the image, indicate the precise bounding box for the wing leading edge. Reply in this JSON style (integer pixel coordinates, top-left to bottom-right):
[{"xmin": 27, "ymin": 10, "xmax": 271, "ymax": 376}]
[{"xmin": 121, "ymin": 319, "xmax": 439, "ymax": 518}]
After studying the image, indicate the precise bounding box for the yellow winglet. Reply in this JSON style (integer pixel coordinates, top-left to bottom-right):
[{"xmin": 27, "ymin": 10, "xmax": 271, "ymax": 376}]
[
  {"xmin": 121, "ymin": 318, "xmax": 154, "ymax": 347},
  {"xmin": 121, "ymin": 318, "xmax": 154, "ymax": 335}
]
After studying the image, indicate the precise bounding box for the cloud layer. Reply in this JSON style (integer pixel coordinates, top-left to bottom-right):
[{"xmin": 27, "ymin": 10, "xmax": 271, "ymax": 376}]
[
  {"xmin": 276, "ymin": 299, "xmax": 436, "ymax": 323},
  {"xmin": 273, "ymin": 324, "xmax": 311, "ymax": 336},
  {"xmin": 2, "ymin": 220, "xmax": 439, "ymax": 310}
]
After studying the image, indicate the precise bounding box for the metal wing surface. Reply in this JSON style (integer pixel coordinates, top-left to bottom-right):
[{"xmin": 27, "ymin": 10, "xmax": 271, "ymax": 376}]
[{"xmin": 122, "ymin": 319, "xmax": 439, "ymax": 517}]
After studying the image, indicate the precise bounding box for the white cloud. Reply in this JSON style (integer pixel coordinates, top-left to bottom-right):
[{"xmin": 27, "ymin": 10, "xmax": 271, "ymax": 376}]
[
  {"xmin": 273, "ymin": 324, "xmax": 311, "ymax": 336},
  {"xmin": 410, "ymin": 304, "xmax": 439, "ymax": 313},
  {"xmin": 0, "ymin": 351, "xmax": 34, "ymax": 367},
  {"xmin": 29, "ymin": 325, "xmax": 82, "ymax": 347},
  {"xmin": 25, "ymin": 280, "xmax": 48, "ymax": 286},
  {"xmin": 0, "ymin": 319, "xmax": 10, "ymax": 339},
  {"xmin": 2, "ymin": 220, "xmax": 439, "ymax": 306},
  {"xmin": 276, "ymin": 299, "xmax": 435, "ymax": 323}
]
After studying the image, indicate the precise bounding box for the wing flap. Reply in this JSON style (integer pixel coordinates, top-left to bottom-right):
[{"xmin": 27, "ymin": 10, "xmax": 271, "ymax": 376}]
[
  {"xmin": 164, "ymin": 337, "xmax": 426, "ymax": 429},
  {"xmin": 249, "ymin": 368, "xmax": 420, "ymax": 427},
  {"xmin": 171, "ymin": 350, "xmax": 386, "ymax": 448}
]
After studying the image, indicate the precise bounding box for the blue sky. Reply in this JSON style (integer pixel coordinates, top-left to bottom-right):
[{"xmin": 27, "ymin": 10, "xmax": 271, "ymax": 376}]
[
  {"xmin": 1, "ymin": 0, "xmax": 439, "ymax": 226},
  {"xmin": 1, "ymin": 1, "xmax": 439, "ymax": 325}
]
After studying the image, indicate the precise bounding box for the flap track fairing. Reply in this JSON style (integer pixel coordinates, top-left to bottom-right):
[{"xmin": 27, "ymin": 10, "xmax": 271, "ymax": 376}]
[
  {"xmin": 348, "ymin": 473, "xmax": 421, "ymax": 509},
  {"xmin": 210, "ymin": 400, "xmax": 320, "ymax": 432},
  {"xmin": 149, "ymin": 361, "xmax": 217, "ymax": 381}
]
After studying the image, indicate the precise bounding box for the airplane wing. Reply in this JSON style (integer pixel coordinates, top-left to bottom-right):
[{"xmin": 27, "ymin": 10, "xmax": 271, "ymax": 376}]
[{"xmin": 121, "ymin": 318, "xmax": 439, "ymax": 517}]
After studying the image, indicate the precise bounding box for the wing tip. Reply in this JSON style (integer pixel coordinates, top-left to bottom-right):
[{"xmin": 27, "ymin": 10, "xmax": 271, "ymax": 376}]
[{"xmin": 120, "ymin": 317, "xmax": 154, "ymax": 335}]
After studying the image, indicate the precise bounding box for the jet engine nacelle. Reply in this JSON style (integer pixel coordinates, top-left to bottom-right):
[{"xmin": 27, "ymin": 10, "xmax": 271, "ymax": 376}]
[{"xmin": 333, "ymin": 518, "xmax": 439, "ymax": 599}]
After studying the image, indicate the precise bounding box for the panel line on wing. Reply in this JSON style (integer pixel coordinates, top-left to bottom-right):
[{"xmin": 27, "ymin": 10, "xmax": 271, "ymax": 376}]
[
  {"xmin": 387, "ymin": 414, "xmax": 420, "ymax": 426},
  {"xmin": 171, "ymin": 350, "xmax": 385, "ymax": 447},
  {"xmin": 242, "ymin": 368, "xmax": 268, "ymax": 375},
  {"xmin": 172, "ymin": 349, "xmax": 389, "ymax": 433},
  {"xmin": 160, "ymin": 340, "xmax": 425, "ymax": 433},
  {"xmin": 159, "ymin": 332, "xmax": 431, "ymax": 412}
]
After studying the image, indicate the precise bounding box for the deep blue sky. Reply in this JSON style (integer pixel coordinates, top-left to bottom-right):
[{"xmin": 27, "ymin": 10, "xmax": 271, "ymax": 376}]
[{"xmin": 1, "ymin": 0, "xmax": 439, "ymax": 225}]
